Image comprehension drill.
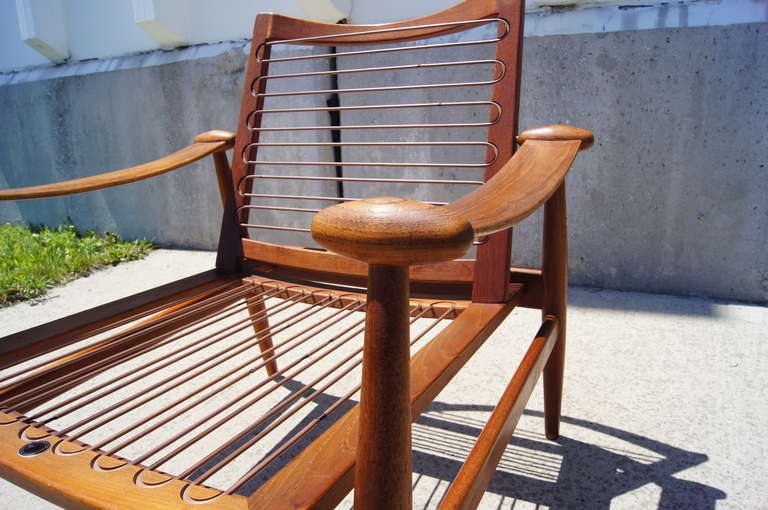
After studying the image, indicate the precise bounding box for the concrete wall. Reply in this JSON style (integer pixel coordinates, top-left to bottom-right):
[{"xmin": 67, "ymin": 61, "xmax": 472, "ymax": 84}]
[
  {"xmin": 0, "ymin": 22, "xmax": 766, "ymax": 303},
  {"xmin": 0, "ymin": 43, "xmax": 247, "ymax": 248},
  {"xmin": 518, "ymin": 23, "xmax": 767, "ymax": 303}
]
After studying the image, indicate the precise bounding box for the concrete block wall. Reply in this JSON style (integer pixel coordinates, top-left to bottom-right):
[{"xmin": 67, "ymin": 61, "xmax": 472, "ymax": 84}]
[
  {"xmin": 0, "ymin": 22, "xmax": 766, "ymax": 303},
  {"xmin": 518, "ymin": 23, "xmax": 767, "ymax": 304},
  {"xmin": 0, "ymin": 43, "xmax": 247, "ymax": 249}
]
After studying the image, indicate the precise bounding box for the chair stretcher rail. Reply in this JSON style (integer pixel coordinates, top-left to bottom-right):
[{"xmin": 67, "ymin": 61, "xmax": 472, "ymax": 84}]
[{"xmin": 439, "ymin": 317, "xmax": 559, "ymax": 509}]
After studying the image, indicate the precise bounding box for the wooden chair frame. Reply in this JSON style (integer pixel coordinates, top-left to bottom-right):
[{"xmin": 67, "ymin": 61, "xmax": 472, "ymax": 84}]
[{"xmin": 0, "ymin": 1, "xmax": 593, "ymax": 508}]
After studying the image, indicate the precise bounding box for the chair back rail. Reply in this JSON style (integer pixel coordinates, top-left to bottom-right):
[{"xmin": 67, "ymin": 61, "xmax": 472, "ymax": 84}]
[{"xmin": 225, "ymin": 0, "xmax": 525, "ymax": 301}]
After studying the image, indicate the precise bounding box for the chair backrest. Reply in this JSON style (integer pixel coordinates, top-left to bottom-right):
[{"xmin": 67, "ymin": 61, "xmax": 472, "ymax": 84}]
[{"xmin": 225, "ymin": 0, "xmax": 524, "ymax": 301}]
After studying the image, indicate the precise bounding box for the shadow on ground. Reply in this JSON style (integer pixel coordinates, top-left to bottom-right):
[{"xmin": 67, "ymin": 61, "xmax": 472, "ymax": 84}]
[
  {"xmin": 567, "ymin": 287, "xmax": 724, "ymax": 317},
  {"xmin": 232, "ymin": 384, "xmax": 724, "ymax": 509},
  {"xmin": 412, "ymin": 404, "xmax": 725, "ymax": 509}
]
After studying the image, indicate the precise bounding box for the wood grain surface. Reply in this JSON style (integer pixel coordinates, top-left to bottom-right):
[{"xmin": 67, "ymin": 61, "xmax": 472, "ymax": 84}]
[
  {"xmin": 354, "ymin": 265, "xmax": 413, "ymax": 509},
  {"xmin": 0, "ymin": 414, "xmax": 247, "ymax": 510},
  {"xmin": 542, "ymin": 183, "xmax": 569, "ymax": 440},
  {"xmin": 0, "ymin": 131, "xmax": 234, "ymax": 200},
  {"xmin": 311, "ymin": 198, "xmax": 474, "ymax": 266}
]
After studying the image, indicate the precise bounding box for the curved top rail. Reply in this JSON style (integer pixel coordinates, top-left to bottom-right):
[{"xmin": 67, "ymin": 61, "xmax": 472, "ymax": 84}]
[{"xmin": 262, "ymin": 0, "xmax": 505, "ymax": 45}]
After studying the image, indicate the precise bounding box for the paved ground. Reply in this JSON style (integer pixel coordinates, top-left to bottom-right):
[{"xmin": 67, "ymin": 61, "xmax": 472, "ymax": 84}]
[{"xmin": 0, "ymin": 249, "xmax": 765, "ymax": 509}]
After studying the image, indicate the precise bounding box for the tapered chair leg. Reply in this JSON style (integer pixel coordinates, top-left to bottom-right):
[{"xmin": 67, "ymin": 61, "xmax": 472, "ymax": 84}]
[
  {"xmin": 246, "ymin": 295, "xmax": 278, "ymax": 377},
  {"xmin": 543, "ymin": 328, "xmax": 565, "ymax": 440},
  {"xmin": 542, "ymin": 183, "xmax": 568, "ymax": 440}
]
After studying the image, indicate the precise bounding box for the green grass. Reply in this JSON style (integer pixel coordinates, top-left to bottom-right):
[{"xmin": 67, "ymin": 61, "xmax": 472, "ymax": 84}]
[{"xmin": 0, "ymin": 222, "xmax": 154, "ymax": 305}]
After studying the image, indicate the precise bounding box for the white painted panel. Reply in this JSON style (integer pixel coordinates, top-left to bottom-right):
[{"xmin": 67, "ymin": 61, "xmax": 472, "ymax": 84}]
[
  {"xmin": 139, "ymin": 0, "xmax": 350, "ymax": 49},
  {"xmin": 347, "ymin": 0, "xmax": 768, "ymax": 34},
  {"xmin": 65, "ymin": 0, "xmax": 158, "ymax": 61},
  {"xmin": 182, "ymin": 0, "xmax": 305, "ymax": 45},
  {"xmin": 1, "ymin": 0, "xmax": 344, "ymax": 72},
  {"xmin": 133, "ymin": 0, "xmax": 190, "ymax": 49},
  {"xmin": 16, "ymin": 0, "xmax": 69, "ymax": 62},
  {"xmin": 0, "ymin": 1, "xmax": 50, "ymax": 71},
  {"xmin": 349, "ymin": 0, "xmax": 456, "ymax": 24},
  {"xmin": 348, "ymin": 0, "xmax": 768, "ymax": 28},
  {"xmin": 525, "ymin": 0, "xmax": 768, "ymax": 36},
  {"xmin": 298, "ymin": 0, "xmax": 352, "ymax": 23}
]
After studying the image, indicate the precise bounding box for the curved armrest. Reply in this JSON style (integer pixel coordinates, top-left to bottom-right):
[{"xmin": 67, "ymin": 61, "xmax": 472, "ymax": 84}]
[
  {"xmin": 0, "ymin": 130, "xmax": 235, "ymax": 201},
  {"xmin": 311, "ymin": 125, "xmax": 592, "ymax": 266},
  {"xmin": 445, "ymin": 125, "xmax": 592, "ymax": 236}
]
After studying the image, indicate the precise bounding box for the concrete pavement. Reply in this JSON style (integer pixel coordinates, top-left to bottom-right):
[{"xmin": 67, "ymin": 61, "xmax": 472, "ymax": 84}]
[{"xmin": 0, "ymin": 249, "xmax": 764, "ymax": 509}]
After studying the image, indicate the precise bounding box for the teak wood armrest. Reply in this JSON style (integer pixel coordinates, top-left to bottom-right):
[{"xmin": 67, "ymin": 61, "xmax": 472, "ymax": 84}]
[
  {"xmin": 451, "ymin": 124, "xmax": 593, "ymax": 236},
  {"xmin": 312, "ymin": 125, "xmax": 593, "ymax": 266},
  {"xmin": 0, "ymin": 130, "xmax": 235, "ymax": 201}
]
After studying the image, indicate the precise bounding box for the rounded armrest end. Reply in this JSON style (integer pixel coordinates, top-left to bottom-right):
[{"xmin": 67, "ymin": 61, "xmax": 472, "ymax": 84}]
[
  {"xmin": 311, "ymin": 197, "xmax": 474, "ymax": 266},
  {"xmin": 193, "ymin": 130, "xmax": 236, "ymax": 148},
  {"xmin": 517, "ymin": 125, "xmax": 594, "ymax": 151}
]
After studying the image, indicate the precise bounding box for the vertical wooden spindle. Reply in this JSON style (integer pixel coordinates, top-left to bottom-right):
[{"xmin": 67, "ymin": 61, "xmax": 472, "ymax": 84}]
[{"xmin": 246, "ymin": 296, "xmax": 278, "ymax": 376}]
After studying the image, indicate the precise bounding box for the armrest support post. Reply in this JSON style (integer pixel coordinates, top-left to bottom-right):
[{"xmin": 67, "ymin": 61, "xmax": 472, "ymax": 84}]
[
  {"xmin": 312, "ymin": 198, "xmax": 473, "ymax": 509},
  {"xmin": 212, "ymin": 151, "xmax": 232, "ymax": 208},
  {"xmin": 355, "ymin": 264, "xmax": 413, "ymax": 509},
  {"xmin": 542, "ymin": 182, "xmax": 568, "ymax": 439}
]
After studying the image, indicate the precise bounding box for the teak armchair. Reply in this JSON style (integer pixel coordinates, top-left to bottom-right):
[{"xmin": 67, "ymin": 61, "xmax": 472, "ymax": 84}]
[{"xmin": 0, "ymin": 0, "xmax": 593, "ymax": 508}]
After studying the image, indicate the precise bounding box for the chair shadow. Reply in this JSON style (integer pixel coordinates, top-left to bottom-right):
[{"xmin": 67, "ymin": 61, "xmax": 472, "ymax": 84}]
[
  {"xmin": 567, "ymin": 286, "xmax": 722, "ymax": 317},
  {"xmin": 411, "ymin": 403, "xmax": 726, "ymax": 509},
  {"xmin": 226, "ymin": 382, "xmax": 724, "ymax": 509}
]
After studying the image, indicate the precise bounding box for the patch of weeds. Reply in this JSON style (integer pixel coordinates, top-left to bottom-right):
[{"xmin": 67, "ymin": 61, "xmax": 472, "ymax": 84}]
[{"xmin": 0, "ymin": 222, "xmax": 154, "ymax": 305}]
